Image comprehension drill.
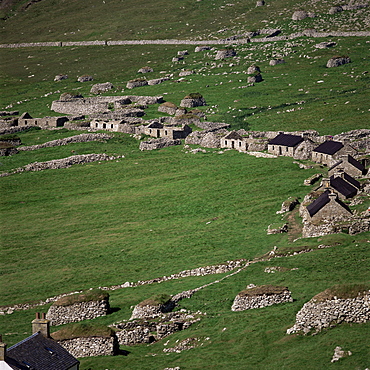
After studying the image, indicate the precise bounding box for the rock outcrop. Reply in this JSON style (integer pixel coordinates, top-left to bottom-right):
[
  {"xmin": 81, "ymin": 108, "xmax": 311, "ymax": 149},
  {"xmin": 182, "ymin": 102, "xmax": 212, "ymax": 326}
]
[
  {"xmin": 326, "ymin": 56, "xmax": 351, "ymax": 68},
  {"xmin": 139, "ymin": 137, "xmax": 181, "ymax": 151},
  {"xmin": 90, "ymin": 82, "xmax": 114, "ymax": 94}
]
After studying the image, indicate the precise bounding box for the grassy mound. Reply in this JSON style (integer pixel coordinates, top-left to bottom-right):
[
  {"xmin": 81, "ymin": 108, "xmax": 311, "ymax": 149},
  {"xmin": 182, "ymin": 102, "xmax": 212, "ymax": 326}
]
[{"xmin": 53, "ymin": 289, "xmax": 109, "ymax": 307}]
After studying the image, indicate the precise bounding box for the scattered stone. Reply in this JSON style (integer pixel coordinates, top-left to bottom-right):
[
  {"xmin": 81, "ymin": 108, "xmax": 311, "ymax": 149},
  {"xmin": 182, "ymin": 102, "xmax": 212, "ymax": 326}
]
[
  {"xmin": 256, "ymin": 0, "xmax": 265, "ymax": 6},
  {"xmin": 267, "ymin": 223, "xmax": 288, "ymax": 234},
  {"xmin": 331, "ymin": 346, "xmax": 352, "ymax": 363}
]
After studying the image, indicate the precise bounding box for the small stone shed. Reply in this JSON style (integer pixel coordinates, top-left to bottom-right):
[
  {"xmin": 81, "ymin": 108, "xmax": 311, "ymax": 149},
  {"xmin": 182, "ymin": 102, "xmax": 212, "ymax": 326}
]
[
  {"xmin": 46, "ymin": 289, "xmax": 110, "ymax": 326},
  {"xmin": 329, "ymin": 154, "xmax": 367, "ymax": 178},
  {"xmin": 231, "ymin": 285, "xmax": 293, "ymax": 311},
  {"xmin": 312, "ymin": 140, "xmax": 357, "ymax": 166},
  {"xmin": 305, "ymin": 190, "xmax": 352, "ymax": 223},
  {"xmin": 267, "ymin": 133, "xmax": 303, "ymax": 157}
]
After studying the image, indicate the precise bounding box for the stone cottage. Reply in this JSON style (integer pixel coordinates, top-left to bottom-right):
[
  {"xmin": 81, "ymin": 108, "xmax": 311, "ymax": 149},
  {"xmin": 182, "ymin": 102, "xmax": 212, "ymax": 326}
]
[
  {"xmin": 18, "ymin": 112, "xmax": 69, "ymax": 128},
  {"xmin": 329, "ymin": 154, "xmax": 367, "ymax": 178},
  {"xmin": 267, "ymin": 133, "xmax": 303, "ymax": 157},
  {"xmin": 143, "ymin": 121, "xmax": 192, "ymax": 140},
  {"xmin": 0, "ymin": 313, "xmax": 79, "ymax": 370},
  {"xmin": 312, "ymin": 140, "xmax": 357, "ymax": 166},
  {"xmin": 305, "ymin": 190, "xmax": 352, "ymax": 223},
  {"xmin": 220, "ymin": 131, "xmax": 247, "ymax": 151}
]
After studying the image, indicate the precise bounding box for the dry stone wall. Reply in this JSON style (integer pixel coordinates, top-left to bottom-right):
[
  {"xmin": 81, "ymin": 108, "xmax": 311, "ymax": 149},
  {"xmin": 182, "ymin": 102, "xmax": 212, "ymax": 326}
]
[
  {"xmin": 287, "ymin": 292, "xmax": 370, "ymax": 334},
  {"xmin": 139, "ymin": 137, "xmax": 181, "ymax": 150},
  {"xmin": 46, "ymin": 299, "xmax": 110, "ymax": 326},
  {"xmin": 18, "ymin": 133, "xmax": 113, "ymax": 151},
  {"xmin": 58, "ymin": 336, "xmax": 118, "ymax": 358}
]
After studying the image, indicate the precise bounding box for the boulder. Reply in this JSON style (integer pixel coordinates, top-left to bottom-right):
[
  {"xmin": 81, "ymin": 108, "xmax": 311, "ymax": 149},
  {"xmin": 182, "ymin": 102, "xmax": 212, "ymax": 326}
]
[
  {"xmin": 247, "ymin": 73, "xmax": 263, "ymax": 83},
  {"xmin": 215, "ymin": 48, "xmax": 236, "ymax": 60},
  {"xmin": 126, "ymin": 79, "xmax": 148, "ymax": 89},
  {"xmin": 148, "ymin": 77, "xmax": 169, "ymax": 85},
  {"xmin": 328, "ymin": 5, "xmax": 343, "ymax": 14},
  {"xmin": 247, "ymin": 65, "xmax": 261, "ymax": 74},
  {"xmin": 326, "ymin": 56, "xmax": 351, "ymax": 68},
  {"xmin": 77, "ymin": 75, "xmax": 93, "ymax": 82},
  {"xmin": 269, "ymin": 58, "xmax": 285, "ymax": 66},
  {"xmin": 138, "ymin": 66, "xmax": 153, "ymax": 73},
  {"xmin": 54, "ymin": 74, "xmax": 68, "ymax": 81},
  {"xmin": 195, "ymin": 46, "xmax": 211, "ymax": 52},
  {"xmin": 256, "ymin": 0, "xmax": 265, "ymax": 6},
  {"xmin": 292, "ymin": 10, "xmax": 308, "ymax": 20},
  {"xmin": 314, "ymin": 41, "xmax": 337, "ymax": 49},
  {"xmin": 177, "ymin": 50, "xmax": 189, "ymax": 56},
  {"xmin": 90, "ymin": 82, "xmax": 114, "ymax": 94}
]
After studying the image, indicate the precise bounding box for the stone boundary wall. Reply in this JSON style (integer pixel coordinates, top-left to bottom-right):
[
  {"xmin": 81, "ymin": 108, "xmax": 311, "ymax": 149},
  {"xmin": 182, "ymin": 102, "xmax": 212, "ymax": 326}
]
[
  {"xmin": 18, "ymin": 133, "xmax": 113, "ymax": 151},
  {"xmin": 2, "ymin": 32, "xmax": 370, "ymax": 49},
  {"xmin": 130, "ymin": 300, "xmax": 175, "ymax": 319},
  {"xmin": 231, "ymin": 289, "xmax": 293, "ymax": 311},
  {"xmin": 46, "ymin": 299, "xmax": 110, "ymax": 326},
  {"xmin": 287, "ymin": 292, "xmax": 370, "ymax": 334},
  {"xmin": 0, "ymin": 153, "xmax": 123, "ymax": 177},
  {"xmin": 58, "ymin": 336, "xmax": 118, "ymax": 357}
]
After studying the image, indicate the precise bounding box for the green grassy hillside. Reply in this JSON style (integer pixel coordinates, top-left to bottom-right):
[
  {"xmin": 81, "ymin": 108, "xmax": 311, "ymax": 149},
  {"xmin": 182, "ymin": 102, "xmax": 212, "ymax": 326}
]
[{"xmin": 0, "ymin": 0, "xmax": 369, "ymax": 369}]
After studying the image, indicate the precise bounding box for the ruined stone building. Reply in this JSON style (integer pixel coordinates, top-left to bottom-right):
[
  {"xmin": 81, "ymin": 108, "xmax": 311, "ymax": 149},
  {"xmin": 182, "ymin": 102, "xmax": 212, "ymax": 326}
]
[
  {"xmin": 18, "ymin": 112, "xmax": 69, "ymax": 128},
  {"xmin": 143, "ymin": 121, "xmax": 192, "ymax": 139}
]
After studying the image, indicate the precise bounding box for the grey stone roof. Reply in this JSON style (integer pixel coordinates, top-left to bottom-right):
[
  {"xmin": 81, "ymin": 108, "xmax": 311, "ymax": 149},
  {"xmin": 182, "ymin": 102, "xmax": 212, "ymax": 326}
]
[
  {"xmin": 313, "ymin": 140, "xmax": 343, "ymax": 155},
  {"xmin": 306, "ymin": 190, "xmax": 351, "ymax": 217},
  {"xmin": 6, "ymin": 332, "xmax": 79, "ymax": 370},
  {"xmin": 268, "ymin": 133, "xmax": 303, "ymax": 147},
  {"xmin": 224, "ymin": 131, "xmax": 243, "ymax": 140},
  {"xmin": 330, "ymin": 176, "xmax": 358, "ymax": 198}
]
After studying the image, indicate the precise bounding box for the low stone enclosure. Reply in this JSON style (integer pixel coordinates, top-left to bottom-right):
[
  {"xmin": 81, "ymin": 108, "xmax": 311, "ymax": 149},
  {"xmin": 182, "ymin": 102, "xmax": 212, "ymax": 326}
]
[
  {"xmin": 231, "ymin": 285, "xmax": 293, "ymax": 311},
  {"xmin": 46, "ymin": 289, "xmax": 110, "ymax": 326},
  {"xmin": 51, "ymin": 323, "xmax": 119, "ymax": 358},
  {"xmin": 287, "ymin": 285, "xmax": 370, "ymax": 335}
]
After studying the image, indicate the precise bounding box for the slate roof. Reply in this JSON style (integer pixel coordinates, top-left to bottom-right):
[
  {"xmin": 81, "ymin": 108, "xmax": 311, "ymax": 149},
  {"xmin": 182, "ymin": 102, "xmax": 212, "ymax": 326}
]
[
  {"xmin": 330, "ymin": 176, "xmax": 358, "ymax": 198},
  {"xmin": 306, "ymin": 190, "xmax": 351, "ymax": 217},
  {"xmin": 313, "ymin": 140, "xmax": 343, "ymax": 155},
  {"xmin": 347, "ymin": 154, "xmax": 366, "ymax": 172},
  {"xmin": 6, "ymin": 332, "xmax": 79, "ymax": 370},
  {"xmin": 306, "ymin": 190, "xmax": 331, "ymax": 217},
  {"xmin": 268, "ymin": 133, "xmax": 303, "ymax": 147},
  {"xmin": 341, "ymin": 172, "xmax": 361, "ymax": 189},
  {"xmin": 329, "ymin": 155, "xmax": 365, "ymax": 173}
]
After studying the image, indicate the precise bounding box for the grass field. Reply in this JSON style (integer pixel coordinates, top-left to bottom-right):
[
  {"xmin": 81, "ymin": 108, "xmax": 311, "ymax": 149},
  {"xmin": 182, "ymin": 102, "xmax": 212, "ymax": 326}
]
[{"xmin": 0, "ymin": 0, "xmax": 369, "ymax": 368}]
